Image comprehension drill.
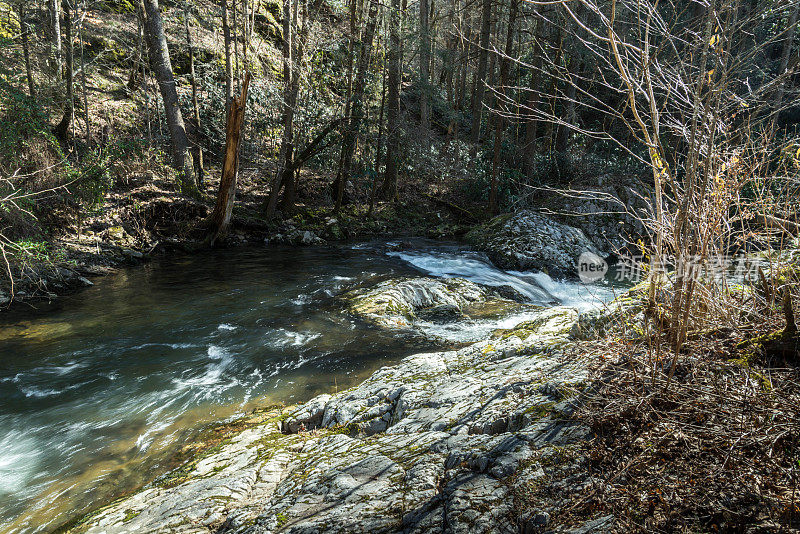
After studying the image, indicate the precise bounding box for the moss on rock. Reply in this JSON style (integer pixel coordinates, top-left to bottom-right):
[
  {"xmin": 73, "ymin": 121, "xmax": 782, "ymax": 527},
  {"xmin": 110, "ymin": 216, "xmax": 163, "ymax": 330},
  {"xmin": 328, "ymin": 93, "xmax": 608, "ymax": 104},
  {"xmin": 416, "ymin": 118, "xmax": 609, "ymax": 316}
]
[{"xmin": 343, "ymin": 277, "xmax": 521, "ymax": 329}]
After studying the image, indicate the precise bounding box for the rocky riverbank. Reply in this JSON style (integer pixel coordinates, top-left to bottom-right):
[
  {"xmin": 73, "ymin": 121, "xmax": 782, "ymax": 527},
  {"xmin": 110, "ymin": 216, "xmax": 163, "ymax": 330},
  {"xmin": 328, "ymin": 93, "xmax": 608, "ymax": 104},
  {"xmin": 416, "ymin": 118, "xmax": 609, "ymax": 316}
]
[
  {"xmin": 64, "ymin": 296, "xmax": 621, "ymax": 534},
  {"xmin": 2, "ymin": 191, "xmax": 630, "ymax": 308}
]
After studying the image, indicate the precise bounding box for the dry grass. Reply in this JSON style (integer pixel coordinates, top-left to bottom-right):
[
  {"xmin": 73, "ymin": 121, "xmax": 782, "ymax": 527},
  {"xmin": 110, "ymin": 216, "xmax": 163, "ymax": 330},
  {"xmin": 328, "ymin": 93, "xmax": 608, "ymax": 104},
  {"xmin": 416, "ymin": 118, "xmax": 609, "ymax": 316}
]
[{"xmin": 524, "ymin": 317, "xmax": 800, "ymax": 533}]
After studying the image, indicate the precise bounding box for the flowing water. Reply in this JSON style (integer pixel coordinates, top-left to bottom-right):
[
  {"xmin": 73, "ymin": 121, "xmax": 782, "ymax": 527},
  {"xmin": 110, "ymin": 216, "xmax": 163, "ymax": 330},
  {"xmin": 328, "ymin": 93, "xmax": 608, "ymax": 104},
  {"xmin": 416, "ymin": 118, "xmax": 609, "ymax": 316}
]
[{"xmin": 0, "ymin": 241, "xmax": 622, "ymax": 533}]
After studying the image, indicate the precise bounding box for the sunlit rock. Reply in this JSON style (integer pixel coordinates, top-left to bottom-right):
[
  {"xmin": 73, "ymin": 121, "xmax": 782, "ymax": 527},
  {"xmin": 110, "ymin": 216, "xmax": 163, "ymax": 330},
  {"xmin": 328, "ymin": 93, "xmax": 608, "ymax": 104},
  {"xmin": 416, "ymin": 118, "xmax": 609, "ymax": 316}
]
[
  {"xmin": 343, "ymin": 276, "xmax": 524, "ymax": 329},
  {"xmin": 466, "ymin": 210, "xmax": 604, "ymax": 278}
]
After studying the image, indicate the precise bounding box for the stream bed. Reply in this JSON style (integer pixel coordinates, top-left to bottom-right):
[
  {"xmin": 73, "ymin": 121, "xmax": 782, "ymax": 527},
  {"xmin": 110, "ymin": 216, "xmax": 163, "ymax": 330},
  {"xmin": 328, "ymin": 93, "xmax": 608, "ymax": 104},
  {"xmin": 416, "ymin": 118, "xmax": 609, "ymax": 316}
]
[{"xmin": 0, "ymin": 241, "xmax": 620, "ymax": 533}]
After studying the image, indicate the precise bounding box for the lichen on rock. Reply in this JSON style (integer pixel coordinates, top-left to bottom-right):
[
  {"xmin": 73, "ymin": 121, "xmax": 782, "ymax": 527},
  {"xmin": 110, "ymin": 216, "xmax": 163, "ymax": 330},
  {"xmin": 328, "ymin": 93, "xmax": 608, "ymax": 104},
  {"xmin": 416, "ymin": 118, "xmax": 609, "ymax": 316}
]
[{"xmin": 342, "ymin": 276, "xmax": 524, "ymax": 329}]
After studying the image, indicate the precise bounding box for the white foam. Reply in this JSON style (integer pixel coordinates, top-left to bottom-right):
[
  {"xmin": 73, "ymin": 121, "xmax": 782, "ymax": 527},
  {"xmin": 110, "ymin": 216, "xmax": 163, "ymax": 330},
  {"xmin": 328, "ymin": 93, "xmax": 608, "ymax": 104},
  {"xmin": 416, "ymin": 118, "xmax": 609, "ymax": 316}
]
[
  {"xmin": 130, "ymin": 342, "xmax": 198, "ymax": 350},
  {"xmin": 135, "ymin": 420, "xmax": 172, "ymax": 451},
  {"xmin": 20, "ymin": 386, "xmax": 62, "ymax": 398},
  {"xmin": 514, "ymin": 271, "xmax": 618, "ymax": 312},
  {"xmin": 207, "ymin": 345, "xmax": 229, "ymax": 360},
  {"xmin": 0, "ymin": 429, "xmax": 40, "ymax": 495},
  {"xmin": 270, "ymin": 329, "xmax": 321, "ymax": 347},
  {"xmin": 387, "ymin": 250, "xmax": 554, "ymax": 303},
  {"xmin": 217, "ymin": 323, "xmax": 238, "ymax": 331},
  {"xmin": 46, "ymin": 361, "xmax": 85, "ymax": 376},
  {"xmin": 388, "ymin": 249, "xmax": 617, "ymax": 310},
  {"xmin": 291, "ymin": 294, "xmax": 312, "ymax": 306}
]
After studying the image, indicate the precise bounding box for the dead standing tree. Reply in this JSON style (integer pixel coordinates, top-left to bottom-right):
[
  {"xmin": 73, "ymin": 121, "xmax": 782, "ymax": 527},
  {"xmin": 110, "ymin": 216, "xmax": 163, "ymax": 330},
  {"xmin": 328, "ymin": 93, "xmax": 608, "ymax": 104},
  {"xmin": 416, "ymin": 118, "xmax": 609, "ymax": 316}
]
[{"xmin": 207, "ymin": 72, "xmax": 251, "ymax": 245}]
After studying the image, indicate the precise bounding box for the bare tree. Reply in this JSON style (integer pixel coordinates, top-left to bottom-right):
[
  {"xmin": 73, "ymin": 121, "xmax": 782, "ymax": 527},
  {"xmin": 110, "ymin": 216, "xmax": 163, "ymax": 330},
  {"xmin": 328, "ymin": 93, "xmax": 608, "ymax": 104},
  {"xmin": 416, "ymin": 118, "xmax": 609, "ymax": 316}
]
[
  {"xmin": 50, "ymin": 0, "xmax": 62, "ymax": 78},
  {"xmin": 379, "ymin": 0, "xmax": 402, "ymax": 201},
  {"xmin": 127, "ymin": 0, "xmax": 145, "ymax": 90},
  {"xmin": 488, "ymin": 0, "xmax": 517, "ymax": 213},
  {"xmin": 142, "ymin": 0, "xmax": 198, "ymax": 195},
  {"xmin": 329, "ymin": 0, "xmax": 361, "ymax": 203},
  {"xmin": 79, "ymin": 0, "xmax": 90, "ymax": 143},
  {"xmin": 222, "ymin": 0, "xmax": 233, "ymax": 103},
  {"xmin": 54, "ymin": 0, "xmax": 73, "ymax": 141},
  {"xmin": 523, "ymin": 8, "xmax": 544, "ymax": 176},
  {"xmin": 468, "ymin": 0, "xmax": 492, "ymax": 162},
  {"xmin": 419, "ymin": 0, "xmax": 430, "ymax": 129},
  {"xmin": 17, "ymin": 1, "xmax": 35, "ymax": 98},
  {"xmin": 771, "ymin": 1, "xmax": 800, "ymax": 134},
  {"xmin": 184, "ymin": 0, "xmax": 204, "ymax": 185},
  {"xmin": 503, "ymin": 0, "xmax": 800, "ymax": 362},
  {"xmin": 266, "ymin": 0, "xmax": 311, "ymax": 216},
  {"xmin": 280, "ymin": 0, "xmax": 309, "ymax": 212},
  {"xmin": 334, "ymin": 0, "xmax": 379, "ymax": 212}
]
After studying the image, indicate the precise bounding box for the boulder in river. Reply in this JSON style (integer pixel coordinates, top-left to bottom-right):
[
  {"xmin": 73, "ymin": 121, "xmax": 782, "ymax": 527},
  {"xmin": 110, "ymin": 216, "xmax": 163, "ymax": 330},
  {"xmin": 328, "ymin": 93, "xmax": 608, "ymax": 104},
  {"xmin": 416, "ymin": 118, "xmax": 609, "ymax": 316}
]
[
  {"xmin": 342, "ymin": 277, "xmax": 526, "ymax": 329},
  {"xmin": 466, "ymin": 210, "xmax": 604, "ymax": 278},
  {"xmin": 267, "ymin": 228, "xmax": 325, "ymax": 246}
]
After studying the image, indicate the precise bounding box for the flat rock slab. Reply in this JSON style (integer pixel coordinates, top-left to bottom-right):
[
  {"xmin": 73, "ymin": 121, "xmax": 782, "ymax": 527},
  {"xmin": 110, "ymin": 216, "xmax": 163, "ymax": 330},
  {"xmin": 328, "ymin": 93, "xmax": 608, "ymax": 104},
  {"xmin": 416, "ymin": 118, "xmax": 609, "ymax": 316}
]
[
  {"xmin": 343, "ymin": 276, "xmax": 525, "ymax": 330},
  {"xmin": 72, "ymin": 307, "xmax": 609, "ymax": 534}
]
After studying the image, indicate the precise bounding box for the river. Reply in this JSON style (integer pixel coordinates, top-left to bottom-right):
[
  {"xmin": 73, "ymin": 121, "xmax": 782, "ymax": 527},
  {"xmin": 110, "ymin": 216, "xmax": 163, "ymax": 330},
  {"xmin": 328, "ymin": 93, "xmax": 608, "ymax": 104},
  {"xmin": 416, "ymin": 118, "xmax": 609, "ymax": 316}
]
[{"xmin": 0, "ymin": 241, "xmax": 620, "ymax": 533}]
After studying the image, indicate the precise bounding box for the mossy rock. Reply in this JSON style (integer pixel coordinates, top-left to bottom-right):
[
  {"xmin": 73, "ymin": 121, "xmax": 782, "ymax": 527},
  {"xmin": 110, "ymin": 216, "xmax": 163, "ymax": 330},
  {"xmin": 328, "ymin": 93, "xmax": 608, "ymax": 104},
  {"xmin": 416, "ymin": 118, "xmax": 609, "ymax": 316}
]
[
  {"xmin": 98, "ymin": 0, "xmax": 135, "ymax": 13},
  {"xmin": 738, "ymin": 328, "xmax": 800, "ymax": 361},
  {"xmin": 464, "ymin": 210, "xmax": 603, "ymax": 277},
  {"xmin": 343, "ymin": 277, "xmax": 523, "ymax": 329},
  {"xmin": 0, "ymin": 2, "xmax": 20, "ymax": 40},
  {"xmin": 492, "ymin": 307, "xmax": 579, "ymax": 340}
]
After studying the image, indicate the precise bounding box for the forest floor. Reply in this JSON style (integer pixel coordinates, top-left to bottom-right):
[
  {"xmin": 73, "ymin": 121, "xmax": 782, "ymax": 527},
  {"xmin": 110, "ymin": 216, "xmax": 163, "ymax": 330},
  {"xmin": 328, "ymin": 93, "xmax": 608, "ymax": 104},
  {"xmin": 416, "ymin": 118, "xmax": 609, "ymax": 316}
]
[{"xmin": 517, "ymin": 314, "xmax": 800, "ymax": 532}]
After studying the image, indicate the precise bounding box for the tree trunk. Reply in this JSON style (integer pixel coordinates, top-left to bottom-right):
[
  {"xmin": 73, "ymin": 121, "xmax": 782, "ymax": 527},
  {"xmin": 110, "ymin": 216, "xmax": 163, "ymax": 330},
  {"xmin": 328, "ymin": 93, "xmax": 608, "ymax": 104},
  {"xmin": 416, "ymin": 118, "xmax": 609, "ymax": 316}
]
[
  {"xmin": 127, "ymin": 3, "xmax": 144, "ymax": 90},
  {"xmin": 54, "ymin": 0, "xmax": 73, "ymax": 140},
  {"xmin": 50, "ymin": 0, "xmax": 61, "ymax": 78},
  {"xmin": 442, "ymin": 0, "xmax": 456, "ymax": 106},
  {"xmin": 555, "ymin": 14, "xmax": 576, "ymax": 154},
  {"xmin": 267, "ymin": 0, "xmax": 308, "ymax": 217},
  {"xmin": 184, "ymin": 0, "xmax": 204, "ymax": 185},
  {"xmin": 142, "ymin": 0, "xmax": 198, "ymax": 195},
  {"xmin": 457, "ymin": 6, "xmax": 470, "ymax": 112},
  {"xmin": 18, "ymin": 1, "xmax": 35, "ymax": 98},
  {"xmin": 418, "ymin": 0, "xmax": 430, "ymax": 130},
  {"xmin": 208, "ymin": 73, "xmax": 250, "ymax": 245},
  {"xmin": 771, "ymin": 2, "xmax": 800, "ymax": 133},
  {"xmin": 555, "ymin": 60, "xmax": 579, "ymax": 153},
  {"xmin": 142, "ymin": 0, "xmax": 152, "ymax": 146},
  {"xmin": 329, "ymin": 0, "xmax": 361, "ymax": 203},
  {"xmin": 222, "ymin": 0, "xmax": 233, "ymax": 103},
  {"xmin": 334, "ymin": 0, "xmax": 379, "ymax": 212},
  {"xmin": 524, "ymin": 11, "xmax": 544, "ymax": 176},
  {"xmin": 368, "ymin": 56, "xmax": 387, "ymax": 216},
  {"xmin": 273, "ymin": 0, "xmax": 293, "ymax": 215},
  {"xmin": 489, "ymin": 0, "xmax": 517, "ymax": 214},
  {"xmin": 545, "ymin": 23, "xmax": 562, "ymax": 152},
  {"xmin": 468, "ymin": 0, "xmax": 491, "ymax": 161},
  {"xmin": 79, "ymin": 5, "xmax": 90, "ymax": 144},
  {"xmin": 380, "ymin": 0, "xmax": 402, "ymax": 200},
  {"xmin": 280, "ymin": 0, "xmax": 309, "ymax": 212}
]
